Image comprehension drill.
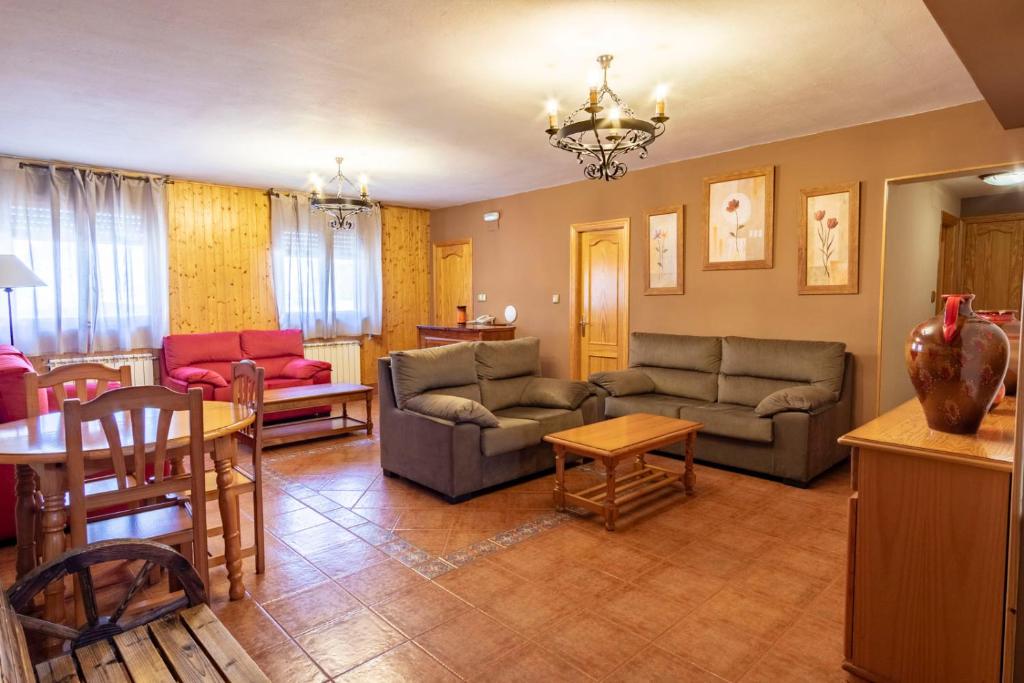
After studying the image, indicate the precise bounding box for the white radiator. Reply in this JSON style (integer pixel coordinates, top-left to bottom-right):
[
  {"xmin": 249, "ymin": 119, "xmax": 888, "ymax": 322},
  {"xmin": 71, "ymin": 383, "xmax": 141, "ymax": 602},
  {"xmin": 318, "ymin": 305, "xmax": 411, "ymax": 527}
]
[
  {"xmin": 47, "ymin": 353, "xmax": 157, "ymax": 386},
  {"xmin": 303, "ymin": 340, "xmax": 361, "ymax": 384}
]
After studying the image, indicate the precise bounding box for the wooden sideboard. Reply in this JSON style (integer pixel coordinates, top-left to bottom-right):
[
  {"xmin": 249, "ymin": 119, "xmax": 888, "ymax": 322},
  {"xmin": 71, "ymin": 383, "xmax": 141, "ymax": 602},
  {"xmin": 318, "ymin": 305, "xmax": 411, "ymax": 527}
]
[
  {"xmin": 416, "ymin": 324, "xmax": 515, "ymax": 348},
  {"xmin": 839, "ymin": 398, "xmax": 1015, "ymax": 682}
]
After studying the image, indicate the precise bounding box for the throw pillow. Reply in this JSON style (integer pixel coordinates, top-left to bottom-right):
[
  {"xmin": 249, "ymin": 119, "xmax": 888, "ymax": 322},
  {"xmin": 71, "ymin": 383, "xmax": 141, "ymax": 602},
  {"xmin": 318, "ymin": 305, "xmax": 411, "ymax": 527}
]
[{"xmin": 754, "ymin": 385, "xmax": 837, "ymax": 417}]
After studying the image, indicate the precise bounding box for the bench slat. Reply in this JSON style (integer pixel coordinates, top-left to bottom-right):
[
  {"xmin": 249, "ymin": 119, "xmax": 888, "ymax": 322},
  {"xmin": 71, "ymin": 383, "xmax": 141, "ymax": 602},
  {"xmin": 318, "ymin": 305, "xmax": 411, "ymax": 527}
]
[
  {"xmin": 35, "ymin": 655, "xmax": 80, "ymax": 683},
  {"xmin": 149, "ymin": 614, "xmax": 223, "ymax": 682},
  {"xmin": 180, "ymin": 605, "xmax": 270, "ymax": 683},
  {"xmin": 112, "ymin": 627, "xmax": 174, "ymax": 682},
  {"xmin": 74, "ymin": 641, "xmax": 130, "ymax": 683}
]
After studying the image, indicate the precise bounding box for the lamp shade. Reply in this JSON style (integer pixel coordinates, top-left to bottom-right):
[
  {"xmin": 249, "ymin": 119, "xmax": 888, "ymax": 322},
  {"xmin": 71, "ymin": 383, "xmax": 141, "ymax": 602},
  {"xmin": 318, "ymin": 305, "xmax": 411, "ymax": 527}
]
[{"xmin": 0, "ymin": 255, "xmax": 45, "ymax": 289}]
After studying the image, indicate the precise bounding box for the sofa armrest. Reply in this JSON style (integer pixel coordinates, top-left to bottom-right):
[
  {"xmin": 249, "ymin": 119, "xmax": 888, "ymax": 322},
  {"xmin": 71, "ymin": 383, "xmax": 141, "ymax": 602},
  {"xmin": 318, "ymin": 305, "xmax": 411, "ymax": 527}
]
[
  {"xmin": 771, "ymin": 398, "xmax": 849, "ymax": 483},
  {"xmin": 521, "ymin": 377, "xmax": 591, "ymax": 410},
  {"xmin": 280, "ymin": 357, "xmax": 331, "ymax": 380},
  {"xmin": 588, "ymin": 368, "xmax": 654, "ymax": 397}
]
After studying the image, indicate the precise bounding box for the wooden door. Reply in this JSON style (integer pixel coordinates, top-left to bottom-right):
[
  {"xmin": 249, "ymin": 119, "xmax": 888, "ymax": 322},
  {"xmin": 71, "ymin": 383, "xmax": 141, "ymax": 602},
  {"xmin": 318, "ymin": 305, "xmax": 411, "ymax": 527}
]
[
  {"xmin": 570, "ymin": 219, "xmax": 629, "ymax": 379},
  {"xmin": 935, "ymin": 211, "xmax": 963, "ymax": 313},
  {"xmin": 961, "ymin": 213, "xmax": 1024, "ymax": 313},
  {"xmin": 432, "ymin": 240, "xmax": 472, "ymax": 326}
]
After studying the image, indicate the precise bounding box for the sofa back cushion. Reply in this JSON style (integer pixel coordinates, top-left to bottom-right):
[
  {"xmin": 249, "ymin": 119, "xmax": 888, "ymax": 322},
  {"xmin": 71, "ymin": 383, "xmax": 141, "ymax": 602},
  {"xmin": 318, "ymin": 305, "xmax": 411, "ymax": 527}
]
[
  {"xmin": 629, "ymin": 333, "xmax": 721, "ymax": 401},
  {"xmin": 162, "ymin": 332, "xmax": 243, "ymax": 372},
  {"xmin": 474, "ymin": 337, "xmax": 541, "ymax": 380},
  {"xmin": 474, "ymin": 337, "xmax": 541, "ymax": 410},
  {"xmin": 241, "ymin": 329, "xmax": 304, "ymax": 359},
  {"xmin": 718, "ymin": 336, "xmax": 847, "ymax": 407},
  {"xmin": 389, "ymin": 342, "xmax": 478, "ymax": 408}
]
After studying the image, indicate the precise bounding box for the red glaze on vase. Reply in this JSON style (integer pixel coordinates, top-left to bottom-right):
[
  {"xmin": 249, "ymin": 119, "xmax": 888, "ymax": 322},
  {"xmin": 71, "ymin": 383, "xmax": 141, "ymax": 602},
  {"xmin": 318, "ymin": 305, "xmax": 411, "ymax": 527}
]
[
  {"xmin": 977, "ymin": 309, "xmax": 1020, "ymax": 395},
  {"xmin": 905, "ymin": 294, "xmax": 1009, "ymax": 434}
]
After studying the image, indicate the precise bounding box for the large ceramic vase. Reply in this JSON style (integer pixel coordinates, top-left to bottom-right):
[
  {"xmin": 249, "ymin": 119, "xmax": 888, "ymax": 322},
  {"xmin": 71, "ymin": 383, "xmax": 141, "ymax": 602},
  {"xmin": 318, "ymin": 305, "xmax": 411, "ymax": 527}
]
[
  {"xmin": 905, "ymin": 294, "xmax": 1010, "ymax": 434},
  {"xmin": 977, "ymin": 309, "xmax": 1021, "ymax": 395}
]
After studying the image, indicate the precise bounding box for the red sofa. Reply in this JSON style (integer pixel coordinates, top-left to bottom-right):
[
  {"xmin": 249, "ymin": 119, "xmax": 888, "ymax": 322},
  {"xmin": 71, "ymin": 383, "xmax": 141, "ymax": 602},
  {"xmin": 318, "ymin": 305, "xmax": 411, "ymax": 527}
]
[{"xmin": 160, "ymin": 329, "xmax": 331, "ymax": 420}]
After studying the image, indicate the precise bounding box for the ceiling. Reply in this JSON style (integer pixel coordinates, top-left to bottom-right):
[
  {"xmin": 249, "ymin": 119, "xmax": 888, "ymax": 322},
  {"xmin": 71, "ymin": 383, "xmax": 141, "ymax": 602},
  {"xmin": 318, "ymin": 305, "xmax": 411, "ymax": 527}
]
[
  {"xmin": 0, "ymin": 0, "xmax": 981, "ymax": 208},
  {"xmin": 936, "ymin": 171, "xmax": 1024, "ymax": 199}
]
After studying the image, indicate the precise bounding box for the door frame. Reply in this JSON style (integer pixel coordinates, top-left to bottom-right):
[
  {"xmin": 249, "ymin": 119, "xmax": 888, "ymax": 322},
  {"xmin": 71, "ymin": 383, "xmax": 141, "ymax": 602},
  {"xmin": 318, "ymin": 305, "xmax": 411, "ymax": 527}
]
[
  {"xmin": 431, "ymin": 238, "xmax": 473, "ymax": 325},
  {"xmin": 568, "ymin": 217, "xmax": 630, "ymax": 380}
]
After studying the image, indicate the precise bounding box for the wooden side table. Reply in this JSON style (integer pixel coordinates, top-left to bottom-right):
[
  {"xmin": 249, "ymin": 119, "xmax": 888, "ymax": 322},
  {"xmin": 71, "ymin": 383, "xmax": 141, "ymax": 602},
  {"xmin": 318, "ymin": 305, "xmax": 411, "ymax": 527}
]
[{"xmin": 543, "ymin": 413, "xmax": 702, "ymax": 531}]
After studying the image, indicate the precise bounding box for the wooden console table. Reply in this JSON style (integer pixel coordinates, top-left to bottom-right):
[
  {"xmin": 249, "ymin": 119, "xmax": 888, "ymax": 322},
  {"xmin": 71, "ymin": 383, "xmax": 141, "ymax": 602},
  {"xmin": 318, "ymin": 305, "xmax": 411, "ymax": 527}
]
[
  {"xmin": 839, "ymin": 398, "xmax": 1015, "ymax": 682},
  {"xmin": 417, "ymin": 324, "xmax": 515, "ymax": 348}
]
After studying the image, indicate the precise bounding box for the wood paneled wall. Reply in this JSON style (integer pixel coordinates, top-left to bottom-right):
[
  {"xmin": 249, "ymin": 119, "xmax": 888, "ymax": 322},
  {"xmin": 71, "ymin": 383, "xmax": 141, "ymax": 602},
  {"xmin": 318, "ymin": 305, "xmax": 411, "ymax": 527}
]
[
  {"xmin": 362, "ymin": 206, "xmax": 431, "ymax": 381},
  {"xmin": 166, "ymin": 180, "xmax": 430, "ymax": 382},
  {"xmin": 167, "ymin": 181, "xmax": 278, "ymax": 333}
]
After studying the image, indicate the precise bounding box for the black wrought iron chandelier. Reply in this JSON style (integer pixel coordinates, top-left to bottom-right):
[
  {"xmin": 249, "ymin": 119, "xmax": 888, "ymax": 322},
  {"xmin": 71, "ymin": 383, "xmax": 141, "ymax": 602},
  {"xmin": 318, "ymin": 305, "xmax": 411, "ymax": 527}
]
[
  {"xmin": 545, "ymin": 55, "xmax": 669, "ymax": 181},
  {"xmin": 310, "ymin": 156, "xmax": 377, "ymax": 230}
]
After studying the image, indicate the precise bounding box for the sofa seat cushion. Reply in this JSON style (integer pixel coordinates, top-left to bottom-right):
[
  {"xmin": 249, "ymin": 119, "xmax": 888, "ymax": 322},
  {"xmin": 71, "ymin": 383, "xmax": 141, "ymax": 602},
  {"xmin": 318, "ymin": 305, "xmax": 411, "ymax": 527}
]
[
  {"xmin": 480, "ymin": 417, "xmax": 543, "ymax": 457},
  {"xmin": 604, "ymin": 394, "xmax": 703, "ymax": 419},
  {"xmin": 678, "ymin": 403, "xmax": 773, "ymax": 443},
  {"xmin": 494, "ymin": 406, "xmax": 583, "ymax": 435}
]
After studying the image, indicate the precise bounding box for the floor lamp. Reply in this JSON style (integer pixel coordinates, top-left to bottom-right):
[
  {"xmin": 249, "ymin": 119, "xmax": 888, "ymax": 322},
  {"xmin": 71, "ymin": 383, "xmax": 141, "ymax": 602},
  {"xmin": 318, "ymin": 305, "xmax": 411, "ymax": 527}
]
[{"xmin": 0, "ymin": 255, "xmax": 45, "ymax": 346}]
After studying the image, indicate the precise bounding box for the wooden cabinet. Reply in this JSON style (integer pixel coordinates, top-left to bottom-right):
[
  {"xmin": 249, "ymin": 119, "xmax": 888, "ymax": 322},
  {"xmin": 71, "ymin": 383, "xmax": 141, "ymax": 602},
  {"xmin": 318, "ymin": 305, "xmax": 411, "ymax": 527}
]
[
  {"xmin": 839, "ymin": 399, "xmax": 1015, "ymax": 682},
  {"xmin": 416, "ymin": 324, "xmax": 515, "ymax": 348}
]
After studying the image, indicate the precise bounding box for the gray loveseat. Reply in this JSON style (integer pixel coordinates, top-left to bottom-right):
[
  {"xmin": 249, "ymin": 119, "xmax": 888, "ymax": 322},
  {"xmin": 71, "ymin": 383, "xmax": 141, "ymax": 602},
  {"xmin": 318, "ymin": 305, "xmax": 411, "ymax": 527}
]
[
  {"xmin": 589, "ymin": 332, "xmax": 853, "ymax": 485},
  {"xmin": 379, "ymin": 337, "xmax": 600, "ymax": 501}
]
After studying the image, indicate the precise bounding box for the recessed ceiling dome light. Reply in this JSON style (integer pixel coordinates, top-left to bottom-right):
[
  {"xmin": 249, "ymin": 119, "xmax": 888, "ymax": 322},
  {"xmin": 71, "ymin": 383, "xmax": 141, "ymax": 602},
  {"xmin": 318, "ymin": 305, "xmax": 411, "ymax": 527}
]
[{"xmin": 980, "ymin": 170, "xmax": 1024, "ymax": 186}]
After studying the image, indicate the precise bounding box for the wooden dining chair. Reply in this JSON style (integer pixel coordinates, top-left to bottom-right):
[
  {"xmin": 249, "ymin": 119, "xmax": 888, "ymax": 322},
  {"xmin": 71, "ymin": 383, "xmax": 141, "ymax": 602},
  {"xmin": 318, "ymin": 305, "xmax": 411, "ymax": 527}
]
[
  {"xmin": 62, "ymin": 386, "xmax": 210, "ymax": 595},
  {"xmin": 24, "ymin": 362, "xmax": 133, "ymax": 418},
  {"xmin": 20, "ymin": 363, "xmax": 134, "ymax": 571},
  {"xmin": 191, "ymin": 361, "xmax": 267, "ymax": 574}
]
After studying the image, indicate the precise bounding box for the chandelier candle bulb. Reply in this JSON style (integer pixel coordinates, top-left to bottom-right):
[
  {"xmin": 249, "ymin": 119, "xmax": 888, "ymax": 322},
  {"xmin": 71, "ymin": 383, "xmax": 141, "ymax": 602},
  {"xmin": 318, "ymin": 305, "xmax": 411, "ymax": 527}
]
[{"xmin": 589, "ymin": 87, "xmax": 598, "ymax": 106}]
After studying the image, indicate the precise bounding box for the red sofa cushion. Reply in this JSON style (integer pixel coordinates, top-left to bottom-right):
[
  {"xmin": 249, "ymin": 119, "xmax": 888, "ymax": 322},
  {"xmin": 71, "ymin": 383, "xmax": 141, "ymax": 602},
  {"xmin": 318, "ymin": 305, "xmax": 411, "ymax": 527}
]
[
  {"xmin": 281, "ymin": 358, "xmax": 332, "ymax": 380},
  {"xmin": 162, "ymin": 332, "xmax": 243, "ymax": 372},
  {"xmin": 241, "ymin": 329, "xmax": 304, "ymax": 359},
  {"xmin": 168, "ymin": 367, "xmax": 229, "ymax": 387}
]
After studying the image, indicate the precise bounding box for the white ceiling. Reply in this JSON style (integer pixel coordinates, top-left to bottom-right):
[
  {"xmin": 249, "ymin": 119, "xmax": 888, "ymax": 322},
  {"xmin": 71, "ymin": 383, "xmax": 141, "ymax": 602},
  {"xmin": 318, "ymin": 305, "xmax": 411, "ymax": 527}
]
[{"xmin": 0, "ymin": 0, "xmax": 980, "ymax": 208}]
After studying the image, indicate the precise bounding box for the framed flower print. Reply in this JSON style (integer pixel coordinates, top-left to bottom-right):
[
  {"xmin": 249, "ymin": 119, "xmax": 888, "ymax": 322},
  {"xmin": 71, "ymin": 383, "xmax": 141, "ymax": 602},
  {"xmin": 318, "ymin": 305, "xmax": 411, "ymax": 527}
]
[
  {"xmin": 703, "ymin": 166, "xmax": 774, "ymax": 270},
  {"xmin": 644, "ymin": 205, "xmax": 684, "ymax": 295},
  {"xmin": 798, "ymin": 182, "xmax": 860, "ymax": 294}
]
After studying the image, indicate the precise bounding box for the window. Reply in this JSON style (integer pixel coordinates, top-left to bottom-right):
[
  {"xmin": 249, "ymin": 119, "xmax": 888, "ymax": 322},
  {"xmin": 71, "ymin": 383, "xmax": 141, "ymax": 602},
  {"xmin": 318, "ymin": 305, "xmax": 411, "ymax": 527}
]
[
  {"xmin": 270, "ymin": 194, "xmax": 382, "ymax": 339},
  {"xmin": 0, "ymin": 163, "xmax": 169, "ymax": 354}
]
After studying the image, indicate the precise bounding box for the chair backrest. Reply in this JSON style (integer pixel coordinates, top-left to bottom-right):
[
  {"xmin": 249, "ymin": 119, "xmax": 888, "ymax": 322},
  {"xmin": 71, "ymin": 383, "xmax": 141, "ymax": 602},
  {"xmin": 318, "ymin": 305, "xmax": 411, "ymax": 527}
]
[
  {"xmin": 231, "ymin": 360, "xmax": 265, "ymax": 443},
  {"xmin": 24, "ymin": 363, "xmax": 133, "ymax": 418},
  {"xmin": 62, "ymin": 386, "xmax": 207, "ymax": 582}
]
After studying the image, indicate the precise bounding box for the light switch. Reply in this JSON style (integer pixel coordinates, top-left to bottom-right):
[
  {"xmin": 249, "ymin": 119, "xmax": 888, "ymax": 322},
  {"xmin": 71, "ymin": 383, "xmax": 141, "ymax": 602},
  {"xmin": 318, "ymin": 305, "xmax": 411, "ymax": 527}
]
[
  {"xmin": 477, "ymin": 293, "xmax": 487, "ymax": 302},
  {"xmin": 551, "ymin": 294, "xmax": 560, "ymax": 304}
]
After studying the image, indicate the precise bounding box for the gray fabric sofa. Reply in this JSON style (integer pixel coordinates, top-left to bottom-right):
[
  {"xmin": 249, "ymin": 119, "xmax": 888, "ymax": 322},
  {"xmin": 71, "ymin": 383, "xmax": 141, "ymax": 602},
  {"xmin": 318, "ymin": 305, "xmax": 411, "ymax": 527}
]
[
  {"xmin": 378, "ymin": 337, "xmax": 600, "ymax": 501},
  {"xmin": 589, "ymin": 332, "xmax": 854, "ymax": 485}
]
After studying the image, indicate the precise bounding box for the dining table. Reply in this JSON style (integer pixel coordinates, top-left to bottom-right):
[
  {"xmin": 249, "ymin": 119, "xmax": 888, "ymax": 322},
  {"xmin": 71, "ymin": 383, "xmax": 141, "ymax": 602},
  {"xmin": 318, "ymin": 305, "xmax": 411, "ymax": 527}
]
[{"xmin": 0, "ymin": 401, "xmax": 255, "ymax": 625}]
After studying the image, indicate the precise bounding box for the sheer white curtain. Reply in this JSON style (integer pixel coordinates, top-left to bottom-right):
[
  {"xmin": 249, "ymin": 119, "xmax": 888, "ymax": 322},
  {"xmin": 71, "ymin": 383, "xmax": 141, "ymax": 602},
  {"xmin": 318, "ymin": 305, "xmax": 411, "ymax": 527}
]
[
  {"xmin": 0, "ymin": 159, "xmax": 169, "ymax": 355},
  {"xmin": 270, "ymin": 194, "xmax": 382, "ymax": 338}
]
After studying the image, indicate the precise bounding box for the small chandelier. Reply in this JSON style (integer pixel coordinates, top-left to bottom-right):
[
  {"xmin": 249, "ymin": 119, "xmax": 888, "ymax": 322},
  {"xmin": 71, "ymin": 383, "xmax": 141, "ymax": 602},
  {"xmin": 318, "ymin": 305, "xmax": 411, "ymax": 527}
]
[
  {"xmin": 310, "ymin": 156, "xmax": 377, "ymax": 230},
  {"xmin": 545, "ymin": 54, "xmax": 669, "ymax": 181}
]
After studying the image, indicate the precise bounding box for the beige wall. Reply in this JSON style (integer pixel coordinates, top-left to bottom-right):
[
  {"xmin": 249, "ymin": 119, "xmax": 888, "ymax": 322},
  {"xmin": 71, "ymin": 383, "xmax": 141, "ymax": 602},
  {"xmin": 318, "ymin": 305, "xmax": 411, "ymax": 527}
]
[
  {"xmin": 878, "ymin": 180, "xmax": 961, "ymax": 412},
  {"xmin": 430, "ymin": 102, "xmax": 1024, "ymax": 424}
]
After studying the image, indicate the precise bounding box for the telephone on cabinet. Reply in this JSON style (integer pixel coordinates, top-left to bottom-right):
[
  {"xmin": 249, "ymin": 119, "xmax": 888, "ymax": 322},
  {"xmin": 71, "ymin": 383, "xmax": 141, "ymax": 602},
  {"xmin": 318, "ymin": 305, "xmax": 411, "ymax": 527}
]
[{"xmin": 472, "ymin": 314, "xmax": 496, "ymax": 325}]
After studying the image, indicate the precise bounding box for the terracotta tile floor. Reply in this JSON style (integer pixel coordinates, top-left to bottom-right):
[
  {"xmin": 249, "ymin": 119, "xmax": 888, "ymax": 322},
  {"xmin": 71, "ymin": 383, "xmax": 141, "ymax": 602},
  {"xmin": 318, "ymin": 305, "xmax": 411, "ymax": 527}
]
[{"xmin": 0, "ymin": 399, "xmax": 857, "ymax": 681}]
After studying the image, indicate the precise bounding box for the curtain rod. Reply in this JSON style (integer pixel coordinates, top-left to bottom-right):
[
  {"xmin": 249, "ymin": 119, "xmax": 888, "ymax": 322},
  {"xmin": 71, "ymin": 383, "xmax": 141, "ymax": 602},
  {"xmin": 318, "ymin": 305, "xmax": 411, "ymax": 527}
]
[{"xmin": 18, "ymin": 161, "xmax": 174, "ymax": 184}]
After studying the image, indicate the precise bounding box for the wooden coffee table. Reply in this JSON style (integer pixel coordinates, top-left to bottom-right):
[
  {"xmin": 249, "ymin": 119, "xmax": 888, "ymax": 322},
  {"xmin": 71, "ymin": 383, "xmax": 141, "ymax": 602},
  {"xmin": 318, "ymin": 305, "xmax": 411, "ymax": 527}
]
[
  {"xmin": 262, "ymin": 382, "xmax": 373, "ymax": 447},
  {"xmin": 544, "ymin": 413, "xmax": 702, "ymax": 531}
]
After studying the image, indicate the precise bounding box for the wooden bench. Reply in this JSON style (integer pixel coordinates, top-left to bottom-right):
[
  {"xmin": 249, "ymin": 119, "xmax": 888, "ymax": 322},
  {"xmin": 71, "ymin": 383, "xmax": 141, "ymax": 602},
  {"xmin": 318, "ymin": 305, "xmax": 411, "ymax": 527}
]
[{"xmin": 1, "ymin": 540, "xmax": 268, "ymax": 683}]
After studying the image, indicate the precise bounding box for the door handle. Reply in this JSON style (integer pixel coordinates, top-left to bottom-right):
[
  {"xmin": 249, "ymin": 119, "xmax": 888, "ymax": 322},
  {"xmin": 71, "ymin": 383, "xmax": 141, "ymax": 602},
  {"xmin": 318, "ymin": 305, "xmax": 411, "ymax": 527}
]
[{"xmin": 579, "ymin": 318, "xmax": 588, "ymax": 337}]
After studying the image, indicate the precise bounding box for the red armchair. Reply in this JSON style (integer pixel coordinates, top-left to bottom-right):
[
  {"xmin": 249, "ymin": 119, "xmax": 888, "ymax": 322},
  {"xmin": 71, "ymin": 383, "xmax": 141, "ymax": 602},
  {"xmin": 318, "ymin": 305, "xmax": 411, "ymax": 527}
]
[
  {"xmin": 160, "ymin": 329, "xmax": 331, "ymax": 420},
  {"xmin": 0, "ymin": 345, "xmax": 37, "ymax": 541}
]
